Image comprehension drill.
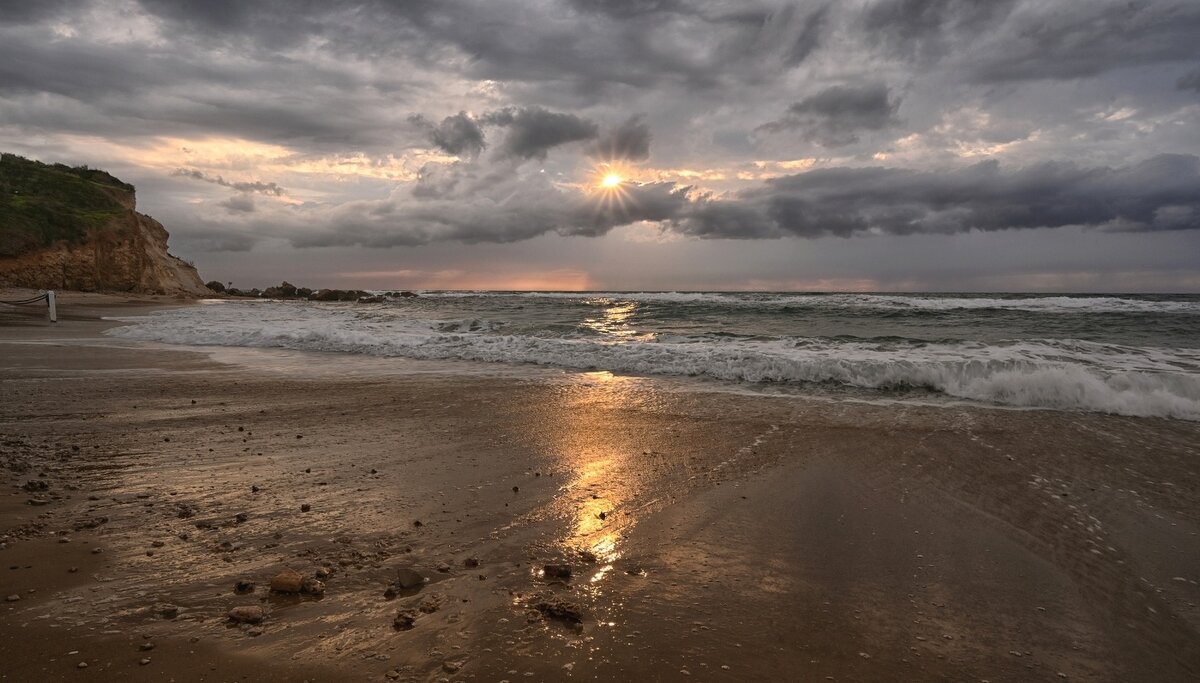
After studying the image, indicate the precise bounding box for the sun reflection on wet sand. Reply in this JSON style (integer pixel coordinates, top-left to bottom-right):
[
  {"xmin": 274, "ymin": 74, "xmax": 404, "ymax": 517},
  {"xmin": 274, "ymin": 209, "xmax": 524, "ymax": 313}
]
[{"xmin": 531, "ymin": 371, "xmax": 654, "ymax": 611}]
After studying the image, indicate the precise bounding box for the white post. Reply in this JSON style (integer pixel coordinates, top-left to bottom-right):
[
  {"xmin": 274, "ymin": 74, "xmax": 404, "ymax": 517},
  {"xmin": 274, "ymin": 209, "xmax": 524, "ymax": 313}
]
[{"xmin": 46, "ymin": 290, "xmax": 56, "ymax": 323}]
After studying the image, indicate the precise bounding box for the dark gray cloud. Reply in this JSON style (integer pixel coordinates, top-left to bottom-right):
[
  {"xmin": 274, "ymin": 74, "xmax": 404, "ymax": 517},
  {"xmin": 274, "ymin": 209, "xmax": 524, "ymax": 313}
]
[
  {"xmin": 676, "ymin": 154, "xmax": 1200, "ymax": 239},
  {"xmin": 758, "ymin": 83, "xmax": 901, "ymax": 147},
  {"xmin": 430, "ymin": 112, "xmax": 486, "ymax": 158},
  {"xmin": 218, "ymin": 195, "xmax": 256, "ymax": 213},
  {"xmin": 587, "ymin": 116, "xmax": 652, "ymax": 161},
  {"xmin": 862, "ymin": 0, "xmax": 1019, "ymax": 63},
  {"xmin": 172, "ymin": 169, "xmax": 284, "ymax": 196},
  {"xmin": 481, "ymin": 107, "xmax": 599, "ymax": 160},
  {"xmin": 0, "ymin": 0, "xmax": 76, "ymax": 24},
  {"xmin": 963, "ymin": 1, "xmax": 1200, "ymax": 83},
  {"xmin": 1179, "ymin": 68, "xmax": 1200, "ymax": 93}
]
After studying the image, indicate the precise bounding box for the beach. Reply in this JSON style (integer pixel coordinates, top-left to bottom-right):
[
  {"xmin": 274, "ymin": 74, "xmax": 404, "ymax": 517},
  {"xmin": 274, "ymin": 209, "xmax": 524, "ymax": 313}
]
[{"xmin": 2, "ymin": 294, "xmax": 1199, "ymax": 682}]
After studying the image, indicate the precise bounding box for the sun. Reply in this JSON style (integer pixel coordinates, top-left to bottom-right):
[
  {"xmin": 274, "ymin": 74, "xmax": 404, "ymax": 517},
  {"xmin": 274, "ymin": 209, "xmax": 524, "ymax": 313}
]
[{"xmin": 600, "ymin": 173, "xmax": 623, "ymax": 188}]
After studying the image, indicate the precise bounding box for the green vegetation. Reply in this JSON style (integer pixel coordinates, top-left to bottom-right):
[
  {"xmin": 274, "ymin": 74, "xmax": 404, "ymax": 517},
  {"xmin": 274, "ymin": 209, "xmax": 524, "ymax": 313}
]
[{"xmin": 0, "ymin": 153, "xmax": 134, "ymax": 257}]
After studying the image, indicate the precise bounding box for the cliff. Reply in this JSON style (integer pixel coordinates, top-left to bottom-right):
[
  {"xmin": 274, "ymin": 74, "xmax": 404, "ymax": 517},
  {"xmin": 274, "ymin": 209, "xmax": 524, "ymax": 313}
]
[{"xmin": 0, "ymin": 153, "xmax": 208, "ymax": 296}]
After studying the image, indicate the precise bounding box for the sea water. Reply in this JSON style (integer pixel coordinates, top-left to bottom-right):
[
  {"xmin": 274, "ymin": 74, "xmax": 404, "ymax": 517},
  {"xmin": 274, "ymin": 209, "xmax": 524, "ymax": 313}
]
[{"xmin": 108, "ymin": 292, "xmax": 1200, "ymax": 420}]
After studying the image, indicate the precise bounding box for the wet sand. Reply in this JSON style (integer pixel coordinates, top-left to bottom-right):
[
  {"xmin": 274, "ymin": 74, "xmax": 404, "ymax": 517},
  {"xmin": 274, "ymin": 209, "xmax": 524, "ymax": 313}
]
[{"xmin": 2, "ymin": 294, "xmax": 1199, "ymax": 681}]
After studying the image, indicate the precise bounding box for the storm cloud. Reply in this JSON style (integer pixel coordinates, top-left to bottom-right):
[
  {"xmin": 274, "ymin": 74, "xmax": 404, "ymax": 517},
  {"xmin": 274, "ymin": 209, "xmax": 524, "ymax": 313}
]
[
  {"xmin": 758, "ymin": 83, "xmax": 902, "ymax": 147},
  {"xmin": 480, "ymin": 107, "xmax": 599, "ymax": 160},
  {"xmin": 2, "ymin": 0, "xmax": 1199, "ymax": 289},
  {"xmin": 677, "ymin": 155, "xmax": 1200, "ymax": 239}
]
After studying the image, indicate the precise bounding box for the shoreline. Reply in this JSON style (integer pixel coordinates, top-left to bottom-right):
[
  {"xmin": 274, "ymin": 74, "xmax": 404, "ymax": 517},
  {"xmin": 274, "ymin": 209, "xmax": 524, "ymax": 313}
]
[{"xmin": 2, "ymin": 296, "xmax": 1199, "ymax": 681}]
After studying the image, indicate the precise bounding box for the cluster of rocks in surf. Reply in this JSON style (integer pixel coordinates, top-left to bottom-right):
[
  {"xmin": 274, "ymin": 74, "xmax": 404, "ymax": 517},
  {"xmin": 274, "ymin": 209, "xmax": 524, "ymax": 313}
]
[{"xmin": 205, "ymin": 280, "xmax": 418, "ymax": 302}]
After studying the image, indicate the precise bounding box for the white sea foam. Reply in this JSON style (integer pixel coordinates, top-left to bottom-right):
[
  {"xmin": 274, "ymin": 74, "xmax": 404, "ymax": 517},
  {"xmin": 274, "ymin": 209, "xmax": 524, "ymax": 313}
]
[{"xmin": 108, "ymin": 302, "xmax": 1200, "ymax": 420}]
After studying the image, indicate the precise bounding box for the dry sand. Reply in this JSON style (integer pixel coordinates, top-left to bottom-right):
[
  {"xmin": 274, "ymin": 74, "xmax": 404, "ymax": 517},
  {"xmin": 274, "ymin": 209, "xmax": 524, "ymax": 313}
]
[{"xmin": 2, "ymin": 292, "xmax": 1199, "ymax": 681}]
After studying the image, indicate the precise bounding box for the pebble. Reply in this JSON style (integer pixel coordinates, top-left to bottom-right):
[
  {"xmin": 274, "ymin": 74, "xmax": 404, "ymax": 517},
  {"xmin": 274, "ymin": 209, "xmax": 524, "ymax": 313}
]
[
  {"xmin": 139, "ymin": 658, "xmax": 151, "ymax": 666},
  {"xmin": 300, "ymin": 504, "xmax": 311, "ymax": 513},
  {"xmin": 5, "ymin": 594, "xmax": 19, "ymax": 602},
  {"xmin": 77, "ymin": 662, "xmax": 87, "ymax": 669}
]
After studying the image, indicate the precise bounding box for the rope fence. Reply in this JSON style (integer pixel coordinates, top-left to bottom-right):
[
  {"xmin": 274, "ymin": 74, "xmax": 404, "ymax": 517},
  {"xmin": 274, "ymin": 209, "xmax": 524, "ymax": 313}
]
[{"xmin": 0, "ymin": 290, "xmax": 57, "ymax": 322}]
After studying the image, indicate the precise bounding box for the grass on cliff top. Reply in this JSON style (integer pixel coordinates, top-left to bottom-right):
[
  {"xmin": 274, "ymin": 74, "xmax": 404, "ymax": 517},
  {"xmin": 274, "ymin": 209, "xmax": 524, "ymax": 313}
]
[{"xmin": 0, "ymin": 153, "xmax": 134, "ymax": 258}]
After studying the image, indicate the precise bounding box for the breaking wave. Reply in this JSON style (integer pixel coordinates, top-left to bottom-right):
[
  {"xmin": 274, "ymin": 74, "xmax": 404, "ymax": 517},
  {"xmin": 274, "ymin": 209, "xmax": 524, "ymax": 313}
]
[{"xmin": 109, "ymin": 302, "xmax": 1200, "ymax": 420}]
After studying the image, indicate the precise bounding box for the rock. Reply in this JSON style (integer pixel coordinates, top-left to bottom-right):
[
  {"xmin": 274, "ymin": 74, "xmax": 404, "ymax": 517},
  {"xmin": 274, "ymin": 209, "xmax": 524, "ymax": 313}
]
[
  {"xmin": 151, "ymin": 540, "xmax": 165, "ymax": 548},
  {"xmin": 270, "ymin": 569, "xmax": 305, "ymax": 593},
  {"xmin": 443, "ymin": 660, "xmax": 462, "ymax": 674},
  {"xmin": 531, "ymin": 596, "xmax": 583, "ymax": 624},
  {"xmin": 139, "ymin": 658, "xmax": 151, "ymax": 666},
  {"xmin": 21, "ymin": 480, "xmax": 48, "ymax": 492},
  {"xmin": 383, "ymin": 586, "xmax": 398, "ymax": 600},
  {"xmin": 77, "ymin": 662, "xmax": 87, "ymax": 669},
  {"xmin": 314, "ymin": 567, "xmax": 332, "ymax": 579},
  {"xmin": 436, "ymin": 562, "xmax": 451, "ymax": 573},
  {"xmin": 301, "ymin": 578, "xmax": 326, "ymax": 596},
  {"xmin": 358, "ymin": 295, "xmax": 385, "ymax": 303},
  {"xmin": 205, "ymin": 280, "xmax": 226, "ymax": 293},
  {"xmin": 394, "ymin": 566, "xmax": 426, "ymax": 590},
  {"xmin": 398, "ymin": 291, "xmax": 418, "ymax": 298},
  {"xmin": 418, "ymin": 596, "xmax": 441, "ymax": 614},
  {"xmin": 234, "ymin": 512, "xmax": 248, "ymax": 524},
  {"xmin": 543, "ymin": 564, "xmax": 572, "ymax": 579},
  {"xmin": 227, "ymin": 605, "xmax": 265, "ymax": 624},
  {"xmin": 464, "ymin": 557, "xmax": 480, "ymax": 568},
  {"xmin": 392, "ymin": 610, "xmax": 417, "ymax": 630},
  {"xmin": 234, "ymin": 580, "xmax": 255, "ymax": 594},
  {"xmin": 139, "ymin": 642, "xmax": 155, "ymax": 651},
  {"xmin": 157, "ymin": 604, "xmax": 179, "ymax": 619},
  {"xmin": 5, "ymin": 594, "xmax": 19, "ymax": 602},
  {"xmin": 300, "ymin": 504, "xmax": 311, "ymax": 512}
]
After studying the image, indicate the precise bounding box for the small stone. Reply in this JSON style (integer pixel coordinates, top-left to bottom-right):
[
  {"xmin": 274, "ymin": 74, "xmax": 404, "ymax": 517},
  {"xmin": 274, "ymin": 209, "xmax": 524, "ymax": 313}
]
[
  {"xmin": 235, "ymin": 512, "xmax": 248, "ymax": 524},
  {"xmin": 315, "ymin": 567, "xmax": 332, "ymax": 579},
  {"xmin": 270, "ymin": 569, "xmax": 305, "ymax": 593},
  {"xmin": 151, "ymin": 540, "xmax": 165, "ymax": 548},
  {"xmin": 158, "ymin": 604, "xmax": 180, "ymax": 619},
  {"xmin": 443, "ymin": 660, "xmax": 462, "ymax": 673},
  {"xmin": 227, "ymin": 605, "xmax": 265, "ymax": 624},
  {"xmin": 436, "ymin": 562, "xmax": 451, "ymax": 573},
  {"xmin": 395, "ymin": 566, "xmax": 425, "ymax": 589},
  {"xmin": 301, "ymin": 578, "xmax": 326, "ymax": 596},
  {"xmin": 393, "ymin": 610, "xmax": 417, "ymax": 630},
  {"xmin": 139, "ymin": 658, "xmax": 151, "ymax": 666},
  {"xmin": 543, "ymin": 564, "xmax": 572, "ymax": 579},
  {"xmin": 91, "ymin": 548, "xmax": 102, "ymax": 554},
  {"xmin": 300, "ymin": 504, "xmax": 311, "ymax": 513},
  {"xmin": 139, "ymin": 642, "xmax": 155, "ymax": 651},
  {"xmin": 234, "ymin": 580, "xmax": 255, "ymax": 594},
  {"xmin": 251, "ymin": 485, "xmax": 259, "ymax": 493},
  {"xmin": 464, "ymin": 557, "xmax": 480, "ymax": 568},
  {"xmin": 68, "ymin": 567, "xmax": 79, "ymax": 573},
  {"xmin": 5, "ymin": 594, "xmax": 19, "ymax": 602},
  {"xmin": 77, "ymin": 662, "xmax": 88, "ymax": 669},
  {"xmin": 512, "ymin": 486, "xmax": 519, "ymax": 493}
]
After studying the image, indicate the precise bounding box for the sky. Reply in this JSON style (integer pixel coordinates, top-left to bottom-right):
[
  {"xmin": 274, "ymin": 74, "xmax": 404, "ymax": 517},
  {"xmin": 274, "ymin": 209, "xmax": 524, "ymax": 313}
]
[{"xmin": 2, "ymin": 0, "xmax": 1200, "ymax": 292}]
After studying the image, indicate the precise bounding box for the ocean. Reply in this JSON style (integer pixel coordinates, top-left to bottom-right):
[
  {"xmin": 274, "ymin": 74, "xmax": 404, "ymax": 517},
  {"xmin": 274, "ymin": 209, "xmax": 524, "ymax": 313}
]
[{"xmin": 108, "ymin": 292, "xmax": 1200, "ymax": 420}]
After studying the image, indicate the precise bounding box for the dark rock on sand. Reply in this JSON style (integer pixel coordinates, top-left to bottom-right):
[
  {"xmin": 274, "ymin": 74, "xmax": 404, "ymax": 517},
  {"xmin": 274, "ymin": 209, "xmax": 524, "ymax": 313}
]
[
  {"xmin": 269, "ymin": 569, "xmax": 305, "ymax": 593},
  {"xmin": 543, "ymin": 564, "xmax": 572, "ymax": 579},
  {"xmin": 392, "ymin": 610, "xmax": 417, "ymax": 630},
  {"xmin": 234, "ymin": 580, "xmax": 255, "ymax": 594},
  {"xmin": 228, "ymin": 605, "xmax": 265, "ymax": 624},
  {"xmin": 531, "ymin": 596, "xmax": 583, "ymax": 624},
  {"xmin": 21, "ymin": 480, "xmax": 48, "ymax": 492},
  {"xmin": 300, "ymin": 504, "xmax": 311, "ymax": 512},
  {"xmin": 394, "ymin": 566, "xmax": 426, "ymax": 590},
  {"xmin": 464, "ymin": 557, "xmax": 480, "ymax": 568}
]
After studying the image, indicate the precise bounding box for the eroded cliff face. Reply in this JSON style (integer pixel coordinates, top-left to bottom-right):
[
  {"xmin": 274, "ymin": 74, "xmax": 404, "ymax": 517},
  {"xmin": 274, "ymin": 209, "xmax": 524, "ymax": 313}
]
[{"xmin": 0, "ymin": 203, "xmax": 208, "ymax": 296}]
